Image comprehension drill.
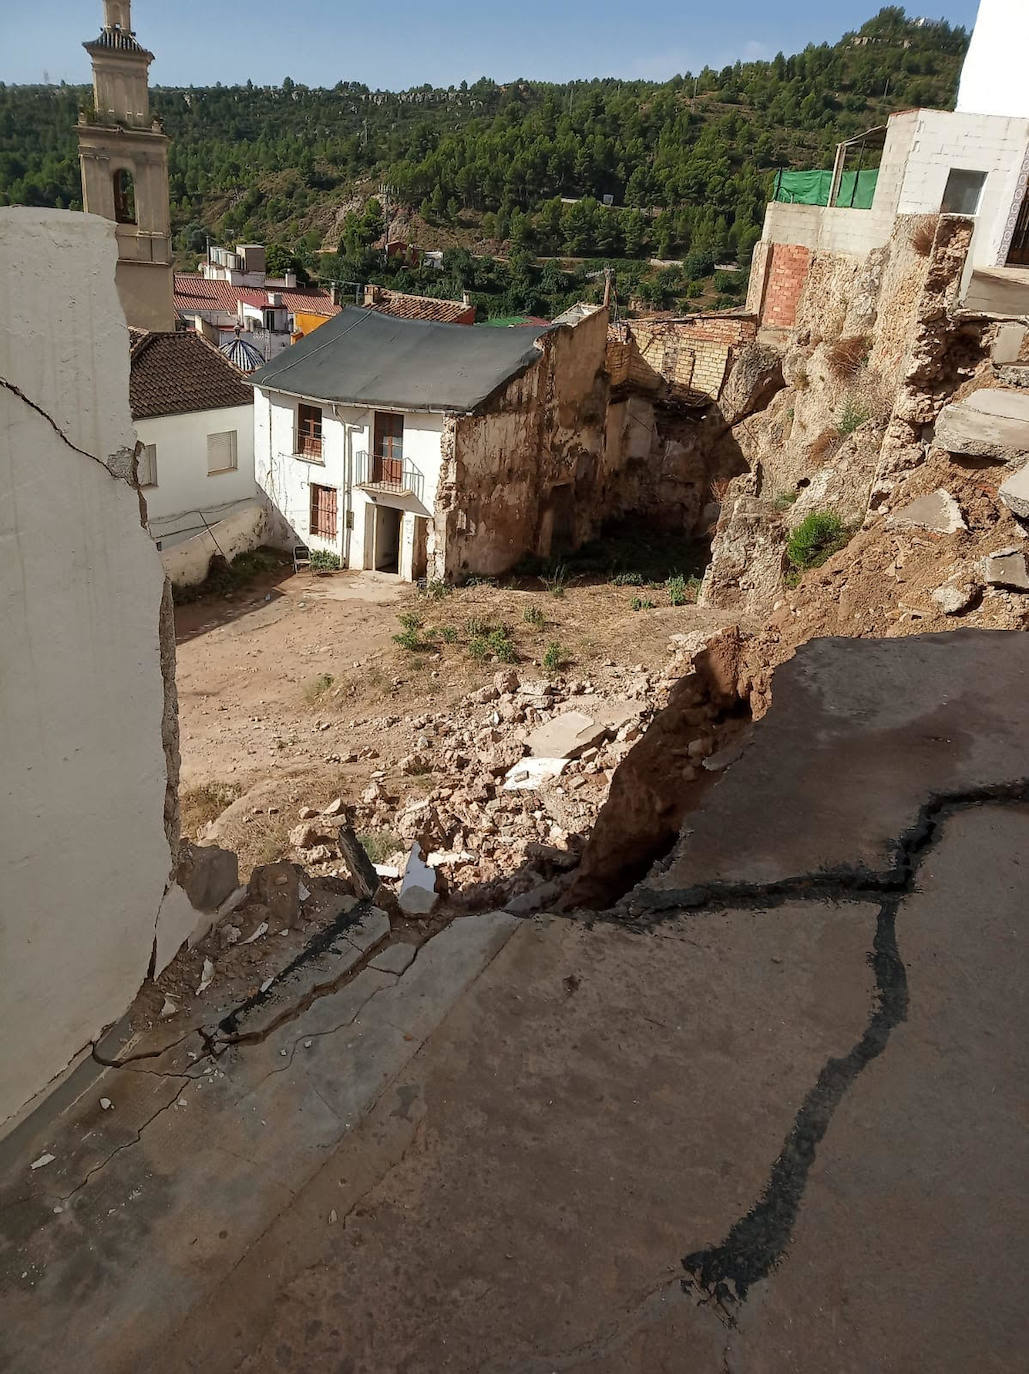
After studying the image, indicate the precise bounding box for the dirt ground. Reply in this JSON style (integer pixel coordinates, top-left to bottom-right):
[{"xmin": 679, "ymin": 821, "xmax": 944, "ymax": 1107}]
[{"xmin": 174, "ymin": 563, "xmax": 736, "ymax": 877}]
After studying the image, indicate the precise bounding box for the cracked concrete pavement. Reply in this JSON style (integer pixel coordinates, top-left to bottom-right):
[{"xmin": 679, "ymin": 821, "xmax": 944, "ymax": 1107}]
[{"xmin": 0, "ymin": 629, "xmax": 1026, "ymax": 1372}]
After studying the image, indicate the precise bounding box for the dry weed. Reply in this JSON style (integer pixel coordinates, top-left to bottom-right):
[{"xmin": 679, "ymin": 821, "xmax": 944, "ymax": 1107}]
[
  {"xmin": 909, "ymin": 216, "xmax": 938, "ymax": 257},
  {"xmin": 825, "ymin": 335, "xmax": 870, "ymax": 382}
]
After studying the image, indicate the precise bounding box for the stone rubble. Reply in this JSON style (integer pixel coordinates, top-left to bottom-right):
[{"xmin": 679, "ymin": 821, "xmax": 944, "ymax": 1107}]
[{"xmin": 276, "ymin": 666, "xmax": 669, "ymax": 911}]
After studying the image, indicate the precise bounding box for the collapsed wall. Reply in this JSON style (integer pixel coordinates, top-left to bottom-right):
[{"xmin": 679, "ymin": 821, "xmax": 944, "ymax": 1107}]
[
  {"xmin": 0, "ymin": 209, "xmax": 211, "ymax": 1132},
  {"xmin": 433, "ymin": 307, "xmax": 611, "ymax": 577}
]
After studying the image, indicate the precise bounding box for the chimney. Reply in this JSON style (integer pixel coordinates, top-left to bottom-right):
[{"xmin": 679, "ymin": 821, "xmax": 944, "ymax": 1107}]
[
  {"xmin": 267, "ymin": 291, "xmax": 282, "ymax": 307},
  {"xmin": 461, "ymin": 291, "xmax": 470, "ymax": 306},
  {"xmin": 329, "ymin": 283, "xmax": 339, "ymax": 305},
  {"xmin": 284, "ymin": 270, "xmax": 297, "ymax": 288}
]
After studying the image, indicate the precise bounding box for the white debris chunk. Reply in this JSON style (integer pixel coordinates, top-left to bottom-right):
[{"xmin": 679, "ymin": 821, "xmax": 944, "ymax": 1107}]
[
  {"xmin": 99, "ymin": 1098, "xmax": 113, "ymax": 1111},
  {"xmin": 196, "ymin": 958, "xmax": 215, "ymax": 994},
  {"xmin": 30, "ymin": 1153, "xmax": 55, "ymax": 1170},
  {"xmin": 160, "ymin": 996, "xmax": 178, "ymax": 1018},
  {"xmin": 503, "ymin": 757, "xmax": 570, "ymax": 791},
  {"xmin": 259, "ymin": 977, "xmax": 274, "ymax": 994},
  {"xmin": 399, "ymin": 843, "xmax": 439, "ymax": 917},
  {"xmin": 328, "ymin": 1208, "xmax": 338, "ymax": 1224},
  {"xmin": 242, "ymin": 921, "xmax": 269, "ymax": 945}
]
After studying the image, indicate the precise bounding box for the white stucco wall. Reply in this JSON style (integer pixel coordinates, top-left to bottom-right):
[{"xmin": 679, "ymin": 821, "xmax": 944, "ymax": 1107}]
[
  {"xmin": 0, "ymin": 208, "xmax": 192, "ymax": 1131},
  {"xmin": 159, "ymin": 500, "xmax": 269, "ymax": 587},
  {"xmin": 254, "ymin": 388, "xmax": 443, "ymax": 576},
  {"xmin": 135, "ymin": 402, "xmax": 255, "ymax": 529},
  {"xmin": 957, "ymin": 0, "xmax": 1029, "ymax": 120}
]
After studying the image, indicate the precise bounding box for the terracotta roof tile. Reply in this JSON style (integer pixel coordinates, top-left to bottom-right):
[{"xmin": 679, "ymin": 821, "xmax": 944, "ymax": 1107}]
[
  {"xmin": 129, "ymin": 330, "xmax": 254, "ymax": 420},
  {"xmin": 365, "ymin": 287, "xmax": 475, "ymax": 325},
  {"xmin": 173, "ymin": 273, "xmax": 340, "ymax": 317}
]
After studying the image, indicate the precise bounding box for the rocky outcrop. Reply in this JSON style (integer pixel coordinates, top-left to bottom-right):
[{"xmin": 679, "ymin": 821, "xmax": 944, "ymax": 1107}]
[
  {"xmin": 698, "ymin": 479, "xmax": 787, "ymax": 612},
  {"xmin": 718, "ymin": 343, "xmax": 784, "ymax": 426}
]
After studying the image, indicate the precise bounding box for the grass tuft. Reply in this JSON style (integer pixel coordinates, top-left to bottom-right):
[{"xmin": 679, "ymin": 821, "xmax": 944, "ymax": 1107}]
[{"xmin": 785, "ymin": 511, "xmax": 850, "ymax": 573}]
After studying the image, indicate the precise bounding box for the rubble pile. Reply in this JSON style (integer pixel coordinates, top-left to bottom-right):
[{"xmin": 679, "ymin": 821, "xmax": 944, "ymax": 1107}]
[{"xmin": 278, "ymin": 667, "xmax": 672, "ymax": 911}]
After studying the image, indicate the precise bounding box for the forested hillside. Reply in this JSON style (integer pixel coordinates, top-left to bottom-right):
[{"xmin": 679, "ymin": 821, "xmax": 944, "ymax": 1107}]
[{"xmin": 0, "ymin": 6, "xmax": 966, "ymax": 313}]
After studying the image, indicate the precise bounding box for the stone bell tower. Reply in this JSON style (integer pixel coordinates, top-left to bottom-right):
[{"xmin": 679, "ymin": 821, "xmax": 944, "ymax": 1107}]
[{"xmin": 76, "ymin": 1, "xmax": 174, "ymax": 330}]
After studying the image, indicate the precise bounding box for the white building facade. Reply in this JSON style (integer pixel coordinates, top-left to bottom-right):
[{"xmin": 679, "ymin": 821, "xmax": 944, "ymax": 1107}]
[
  {"xmin": 254, "ymin": 390, "xmax": 444, "ymax": 580},
  {"xmin": 136, "ymin": 401, "xmax": 257, "ymax": 539}
]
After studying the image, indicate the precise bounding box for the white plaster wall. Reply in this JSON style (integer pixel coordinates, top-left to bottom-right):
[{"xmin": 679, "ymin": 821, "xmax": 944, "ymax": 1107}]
[
  {"xmin": 159, "ymin": 500, "xmax": 268, "ymax": 586},
  {"xmin": 254, "ymin": 388, "xmax": 443, "ymax": 574},
  {"xmin": 0, "ymin": 209, "xmax": 180, "ymax": 1130},
  {"xmin": 957, "ymin": 0, "xmax": 1029, "ymax": 120},
  {"xmin": 135, "ymin": 403, "xmax": 255, "ymax": 528}
]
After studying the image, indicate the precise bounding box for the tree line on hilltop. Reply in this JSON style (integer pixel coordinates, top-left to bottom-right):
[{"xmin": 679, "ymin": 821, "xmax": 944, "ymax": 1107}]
[{"xmin": 0, "ymin": 7, "xmax": 967, "ymax": 317}]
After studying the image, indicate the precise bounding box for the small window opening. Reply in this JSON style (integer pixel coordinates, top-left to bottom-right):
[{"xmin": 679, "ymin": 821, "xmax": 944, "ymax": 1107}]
[
  {"xmin": 941, "ymin": 169, "xmax": 987, "ymax": 217},
  {"xmin": 113, "ymin": 168, "xmax": 136, "ymax": 224}
]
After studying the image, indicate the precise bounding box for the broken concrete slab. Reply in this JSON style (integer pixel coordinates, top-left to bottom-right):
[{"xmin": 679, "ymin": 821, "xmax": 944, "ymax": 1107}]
[
  {"xmin": 224, "ymin": 903, "xmax": 390, "ymax": 1039},
  {"xmin": 503, "ymin": 756, "xmax": 569, "ymax": 790},
  {"xmin": 998, "ymin": 462, "xmax": 1029, "ymax": 519},
  {"xmin": 981, "ymin": 546, "xmax": 1029, "ymax": 590},
  {"xmin": 0, "ymin": 911, "xmax": 519, "ymax": 1374},
  {"xmin": 526, "ymin": 701, "xmax": 638, "ymax": 760},
  {"xmin": 369, "ymin": 943, "xmax": 417, "ymax": 975},
  {"xmin": 398, "ymin": 843, "xmax": 438, "ymax": 917},
  {"xmin": 888, "ymin": 487, "xmax": 966, "ymax": 534},
  {"xmin": 636, "ymin": 631, "xmax": 1029, "ymax": 903},
  {"xmin": 934, "ymin": 386, "xmax": 1029, "ymax": 462},
  {"xmin": 991, "ymin": 322, "xmax": 1026, "ymax": 366}
]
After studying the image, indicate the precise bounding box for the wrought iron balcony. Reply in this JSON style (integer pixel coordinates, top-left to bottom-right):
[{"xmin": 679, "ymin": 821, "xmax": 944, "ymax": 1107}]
[{"xmin": 354, "ymin": 450, "xmax": 424, "ymax": 501}]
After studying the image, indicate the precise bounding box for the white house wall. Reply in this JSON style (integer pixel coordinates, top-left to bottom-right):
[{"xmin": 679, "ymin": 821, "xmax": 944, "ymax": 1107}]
[
  {"xmin": 0, "ymin": 209, "xmax": 193, "ymax": 1132},
  {"xmin": 135, "ymin": 402, "xmax": 256, "ymax": 531},
  {"xmin": 956, "ymin": 0, "xmax": 1029, "ymax": 121},
  {"xmin": 254, "ymin": 389, "xmax": 444, "ymax": 574}
]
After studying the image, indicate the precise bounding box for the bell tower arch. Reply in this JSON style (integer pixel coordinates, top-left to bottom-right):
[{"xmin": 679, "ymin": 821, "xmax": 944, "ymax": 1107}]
[{"xmin": 76, "ymin": 0, "xmax": 174, "ymax": 330}]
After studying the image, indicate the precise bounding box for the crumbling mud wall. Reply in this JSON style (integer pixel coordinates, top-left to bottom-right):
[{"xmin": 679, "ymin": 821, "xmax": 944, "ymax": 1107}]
[
  {"xmin": 434, "ymin": 307, "xmax": 611, "ymax": 577},
  {"xmin": 700, "ymin": 215, "xmax": 992, "ymax": 617},
  {"xmin": 0, "ymin": 209, "xmax": 203, "ymax": 1132}
]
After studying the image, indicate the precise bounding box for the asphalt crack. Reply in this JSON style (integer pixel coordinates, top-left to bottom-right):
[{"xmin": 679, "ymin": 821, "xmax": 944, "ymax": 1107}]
[{"xmin": 674, "ymin": 785, "xmax": 1027, "ymax": 1323}]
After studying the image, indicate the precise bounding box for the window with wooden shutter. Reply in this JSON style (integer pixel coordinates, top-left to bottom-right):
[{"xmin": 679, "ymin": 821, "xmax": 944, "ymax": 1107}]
[
  {"xmin": 137, "ymin": 443, "xmax": 157, "ymax": 488},
  {"xmin": 207, "ymin": 430, "xmax": 238, "ymax": 474},
  {"xmin": 297, "ymin": 403, "xmax": 323, "ymax": 459},
  {"xmin": 310, "ymin": 483, "xmax": 337, "ymax": 538}
]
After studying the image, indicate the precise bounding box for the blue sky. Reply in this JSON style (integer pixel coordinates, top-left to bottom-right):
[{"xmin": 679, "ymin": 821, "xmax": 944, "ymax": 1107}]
[{"xmin": 2, "ymin": 1, "xmax": 981, "ymax": 88}]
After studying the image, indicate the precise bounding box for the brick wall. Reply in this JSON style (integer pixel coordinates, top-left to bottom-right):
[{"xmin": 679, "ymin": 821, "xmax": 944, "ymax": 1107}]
[
  {"xmin": 616, "ymin": 315, "xmax": 756, "ymax": 398},
  {"xmin": 762, "ymin": 244, "xmax": 811, "ymax": 327}
]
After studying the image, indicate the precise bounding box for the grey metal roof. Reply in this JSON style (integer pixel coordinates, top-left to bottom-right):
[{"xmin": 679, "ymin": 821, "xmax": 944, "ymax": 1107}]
[{"xmin": 250, "ymin": 306, "xmax": 550, "ymax": 413}]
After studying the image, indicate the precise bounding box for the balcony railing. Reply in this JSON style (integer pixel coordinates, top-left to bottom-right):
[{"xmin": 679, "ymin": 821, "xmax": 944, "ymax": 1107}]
[
  {"xmin": 354, "ymin": 450, "xmax": 424, "ymax": 501},
  {"xmin": 293, "ymin": 434, "xmax": 323, "ymax": 462}
]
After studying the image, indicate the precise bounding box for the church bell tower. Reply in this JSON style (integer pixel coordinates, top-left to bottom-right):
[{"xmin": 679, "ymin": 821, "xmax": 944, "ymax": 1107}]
[{"xmin": 76, "ymin": 1, "xmax": 174, "ymax": 331}]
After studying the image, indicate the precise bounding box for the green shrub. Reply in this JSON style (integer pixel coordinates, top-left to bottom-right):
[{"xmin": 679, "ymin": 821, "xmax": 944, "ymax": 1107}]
[
  {"xmin": 786, "ymin": 511, "xmax": 850, "ymax": 572},
  {"xmin": 631, "ymin": 595, "xmax": 656, "ymax": 612},
  {"xmin": 523, "ymin": 603, "xmax": 546, "ymax": 628},
  {"xmin": 486, "ymin": 627, "xmax": 517, "ymax": 663},
  {"xmin": 421, "ymin": 578, "xmax": 452, "ymax": 600},
  {"xmin": 467, "ymin": 635, "xmax": 490, "ymax": 663},
  {"xmin": 838, "ymin": 396, "xmax": 870, "ymax": 435},
  {"xmin": 359, "ymin": 830, "xmax": 402, "ymax": 865},
  {"xmin": 666, "ymin": 574, "xmax": 689, "ymax": 606},
  {"xmin": 393, "ymin": 610, "xmax": 427, "ymax": 651},
  {"xmin": 440, "ymin": 625, "xmax": 459, "ymax": 643},
  {"xmin": 542, "ymin": 640, "xmax": 566, "ymax": 674},
  {"xmin": 541, "ymin": 564, "xmax": 568, "ymax": 598},
  {"xmin": 310, "ymin": 548, "xmax": 341, "ymax": 570},
  {"xmin": 612, "ymin": 571, "xmax": 645, "ymax": 586}
]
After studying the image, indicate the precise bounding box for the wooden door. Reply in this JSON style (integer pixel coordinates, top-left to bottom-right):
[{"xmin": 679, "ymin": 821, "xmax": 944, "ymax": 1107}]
[{"xmin": 373, "ymin": 412, "xmax": 404, "ymax": 485}]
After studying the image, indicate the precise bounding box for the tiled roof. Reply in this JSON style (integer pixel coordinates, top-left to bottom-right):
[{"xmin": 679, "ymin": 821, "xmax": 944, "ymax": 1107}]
[
  {"xmin": 129, "ymin": 330, "xmax": 254, "ymax": 420},
  {"xmin": 173, "ymin": 273, "xmax": 340, "ymax": 318},
  {"xmin": 365, "ymin": 287, "xmax": 475, "ymax": 324}
]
